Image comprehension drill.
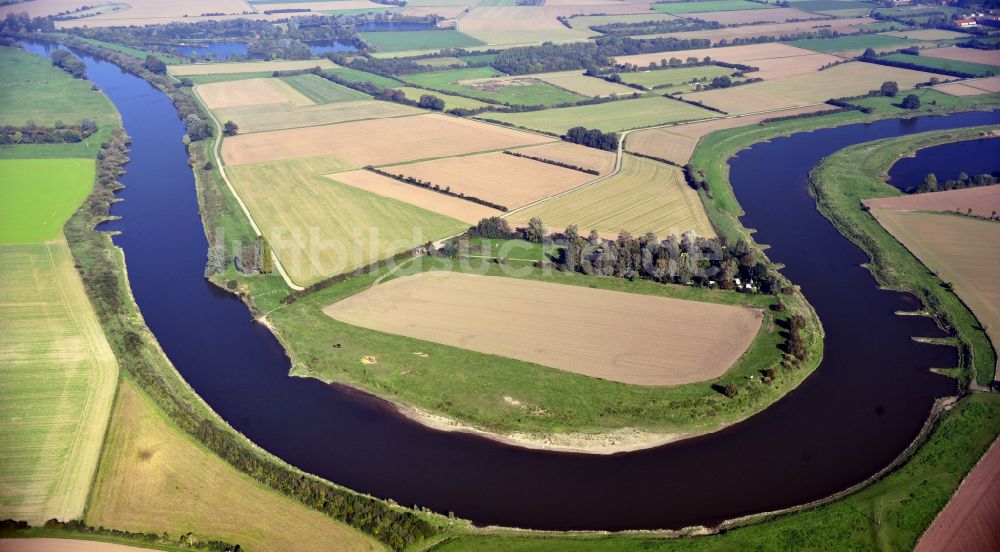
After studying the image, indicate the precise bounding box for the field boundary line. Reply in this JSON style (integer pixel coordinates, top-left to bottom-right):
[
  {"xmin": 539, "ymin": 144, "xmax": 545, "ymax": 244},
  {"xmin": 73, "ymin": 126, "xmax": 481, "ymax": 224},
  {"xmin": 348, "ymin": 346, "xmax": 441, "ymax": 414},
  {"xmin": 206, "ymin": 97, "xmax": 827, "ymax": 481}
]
[{"xmin": 194, "ymin": 85, "xmax": 305, "ymax": 291}]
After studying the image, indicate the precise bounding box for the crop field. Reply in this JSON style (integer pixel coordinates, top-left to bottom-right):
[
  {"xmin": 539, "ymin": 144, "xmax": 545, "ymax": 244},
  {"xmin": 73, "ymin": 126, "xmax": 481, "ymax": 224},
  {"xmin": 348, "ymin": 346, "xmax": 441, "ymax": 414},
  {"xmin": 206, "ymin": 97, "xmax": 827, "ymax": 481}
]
[
  {"xmin": 790, "ymin": 0, "xmax": 877, "ymax": 12},
  {"xmin": 212, "ymin": 100, "xmax": 422, "ymax": 134},
  {"xmin": 326, "ymin": 66, "xmax": 405, "ymax": 88},
  {"xmin": 568, "ymin": 12, "xmax": 679, "ymax": 29},
  {"xmin": 625, "ymin": 104, "xmax": 834, "ymax": 164},
  {"xmin": 221, "ymin": 113, "xmax": 553, "ymax": 166},
  {"xmin": 653, "ymin": 0, "xmax": 775, "ymax": 14},
  {"xmin": 882, "ymin": 28, "xmax": 969, "ymax": 41},
  {"xmin": 0, "ymin": 242, "xmax": 118, "ymax": 524},
  {"xmin": 329, "ymin": 170, "xmax": 503, "ymax": 223},
  {"xmin": 513, "ymin": 141, "xmax": 617, "ymax": 175},
  {"xmin": 682, "ymin": 6, "xmax": 823, "ymax": 23},
  {"xmin": 531, "ymin": 70, "xmax": 637, "ymax": 97},
  {"xmin": 477, "ymin": 96, "xmax": 717, "ymax": 134},
  {"xmin": 0, "ymin": 539, "xmax": 154, "ymax": 552},
  {"xmin": 227, "ymin": 156, "xmax": 467, "ymax": 284},
  {"xmin": 863, "ymin": 184, "xmax": 1000, "ymax": 223},
  {"xmin": 167, "ymin": 58, "xmax": 337, "ymax": 76},
  {"xmin": 0, "ymin": 159, "xmax": 95, "ymax": 243},
  {"xmin": 510, "ymin": 154, "xmax": 716, "ymax": 238},
  {"xmin": 880, "ymin": 53, "xmax": 998, "ymax": 77},
  {"xmin": 385, "ymin": 151, "xmax": 598, "ymax": 209},
  {"xmin": 870, "ymin": 209, "xmax": 1000, "ymax": 377},
  {"xmin": 921, "ymin": 46, "xmax": 1000, "ymax": 67},
  {"xmin": 617, "ymin": 65, "xmax": 736, "ymax": 90},
  {"xmin": 413, "ymin": 56, "xmax": 466, "ymax": 67},
  {"xmin": 324, "ymin": 272, "xmax": 762, "ymax": 385},
  {"xmin": 392, "ymin": 86, "xmax": 492, "ymax": 110},
  {"xmin": 359, "ymin": 30, "xmax": 484, "ymax": 52},
  {"xmin": 615, "ymin": 43, "xmax": 840, "ymax": 80},
  {"xmin": 86, "ymin": 378, "xmax": 380, "ymax": 552},
  {"xmin": 196, "ymin": 78, "xmax": 313, "ymax": 110},
  {"xmin": 280, "ymin": 74, "xmax": 371, "ymax": 103},
  {"xmin": 788, "ymin": 33, "xmax": 917, "ymax": 53},
  {"xmin": 642, "ymin": 17, "xmax": 873, "ymax": 45},
  {"xmin": 457, "ymin": 6, "xmax": 592, "ymax": 45},
  {"xmin": 685, "ymin": 62, "xmax": 939, "ymax": 114},
  {"xmin": 0, "ymin": 46, "xmax": 118, "ymax": 127},
  {"xmin": 402, "ymin": 67, "xmax": 586, "ymax": 106},
  {"xmin": 932, "ymin": 76, "xmax": 1000, "ymax": 97}
]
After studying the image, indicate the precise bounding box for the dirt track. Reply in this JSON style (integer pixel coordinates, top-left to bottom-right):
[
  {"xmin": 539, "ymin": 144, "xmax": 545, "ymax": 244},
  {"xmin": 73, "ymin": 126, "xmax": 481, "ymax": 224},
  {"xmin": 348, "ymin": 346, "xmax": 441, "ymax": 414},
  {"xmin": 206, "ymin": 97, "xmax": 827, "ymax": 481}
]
[{"xmin": 324, "ymin": 272, "xmax": 763, "ymax": 386}]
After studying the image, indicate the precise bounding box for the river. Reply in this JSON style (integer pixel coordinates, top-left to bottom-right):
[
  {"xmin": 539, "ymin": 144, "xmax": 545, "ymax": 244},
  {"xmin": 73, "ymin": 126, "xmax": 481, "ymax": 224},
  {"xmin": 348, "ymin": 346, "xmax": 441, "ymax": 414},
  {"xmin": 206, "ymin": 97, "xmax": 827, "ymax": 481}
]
[{"xmin": 19, "ymin": 40, "xmax": 1000, "ymax": 531}]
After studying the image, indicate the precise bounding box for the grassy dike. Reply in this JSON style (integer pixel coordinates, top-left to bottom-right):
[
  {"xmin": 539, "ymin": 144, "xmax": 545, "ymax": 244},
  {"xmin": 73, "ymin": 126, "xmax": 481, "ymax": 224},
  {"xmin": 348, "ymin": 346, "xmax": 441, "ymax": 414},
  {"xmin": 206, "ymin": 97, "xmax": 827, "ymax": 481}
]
[
  {"xmin": 427, "ymin": 119, "xmax": 1000, "ymax": 551},
  {"xmin": 809, "ymin": 126, "xmax": 998, "ymax": 386}
]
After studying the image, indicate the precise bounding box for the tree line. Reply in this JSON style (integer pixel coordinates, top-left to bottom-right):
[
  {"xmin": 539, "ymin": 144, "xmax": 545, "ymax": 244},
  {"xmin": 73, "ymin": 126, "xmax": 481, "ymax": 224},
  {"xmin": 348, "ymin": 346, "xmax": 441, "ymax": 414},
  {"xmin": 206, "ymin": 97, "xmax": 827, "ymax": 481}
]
[
  {"xmin": 563, "ymin": 126, "xmax": 618, "ymax": 151},
  {"xmin": 0, "ymin": 117, "xmax": 97, "ymax": 145},
  {"xmin": 365, "ymin": 165, "xmax": 510, "ymax": 211},
  {"xmin": 51, "ymin": 48, "xmax": 86, "ymax": 78},
  {"xmin": 0, "ymin": 519, "xmax": 239, "ymax": 551},
  {"xmin": 912, "ymin": 171, "xmax": 999, "ymax": 194}
]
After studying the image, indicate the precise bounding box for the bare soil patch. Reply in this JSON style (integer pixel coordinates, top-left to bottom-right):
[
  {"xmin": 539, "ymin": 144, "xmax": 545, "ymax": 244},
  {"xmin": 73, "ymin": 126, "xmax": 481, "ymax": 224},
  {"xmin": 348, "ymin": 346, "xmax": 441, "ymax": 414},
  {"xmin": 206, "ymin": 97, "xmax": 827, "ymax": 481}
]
[
  {"xmin": 168, "ymin": 59, "xmax": 337, "ymax": 77},
  {"xmin": 863, "ymin": 184, "xmax": 1000, "ymax": 219},
  {"xmin": 615, "ymin": 43, "xmax": 834, "ymax": 79},
  {"xmin": 0, "ymin": 539, "xmax": 154, "ymax": 552},
  {"xmin": 196, "ymin": 78, "xmax": 313, "ymax": 110},
  {"xmin": 388, "ymin": 151, "xmax": 597, "ymax": 209},
  {"xmin": 515, "ymin": 141, "xmax": 617, "ymax": 175},
  {"xmin": 221, "ymin": 113, "xmax": 553, "ymax": 166},
  {"xmin": 328, "ymin": 170, "xmax": 503, "ymax": 224},
  {"xmin": 325, "ymin": 272, "xmax": 762, "ymax": 386},
  {"xmin": 642, "ymin": 17, "xmax": 873, "ymax": 46},
  {"xmin": 916, "ymin": 437, "xmax": 1000, "ymax": 552},
  {"xmin": 933, "ymin": 76, "xmax": 1000, "ymax": 97}
]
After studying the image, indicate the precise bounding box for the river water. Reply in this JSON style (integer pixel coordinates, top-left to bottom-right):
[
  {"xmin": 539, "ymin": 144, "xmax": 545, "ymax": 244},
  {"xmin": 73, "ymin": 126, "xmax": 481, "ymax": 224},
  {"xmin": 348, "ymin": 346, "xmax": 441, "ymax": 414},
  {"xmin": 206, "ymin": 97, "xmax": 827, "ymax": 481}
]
[{"xmin": 19, "ymin": 40, "xmax": 1000, "ymax": 531}]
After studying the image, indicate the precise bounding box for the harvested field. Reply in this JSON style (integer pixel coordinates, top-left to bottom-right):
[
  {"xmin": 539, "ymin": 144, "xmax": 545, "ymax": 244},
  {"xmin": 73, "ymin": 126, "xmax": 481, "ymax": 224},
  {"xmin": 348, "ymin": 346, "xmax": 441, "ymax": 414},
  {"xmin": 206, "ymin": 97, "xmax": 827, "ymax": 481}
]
[
  {"xmin": 329, "ymin": 170, "xmax": 502, "ymax": 223},
  {"xmin": 882, "ymin": 28, "xmax": 970, "ymax": 41},
  {"xmin": 221, "ymin": 113, "xmax": 554, "ymax": 167},
  {"xmin": 195, "ymin": 78, "xmax": 313, "ymax": 110},
  {"xmin": 618, "ymin": 65, "xmax": 737, "ymax": 91},
  {"xmin": 37, "ymin": 0, "xmax": 292, "ymax": 28},
  {"xmin": 532, "ymin": 70, "xmax": 637, "ymax": 97},
  {"xmin": 0, "ymin": 539, "xmax": 154, "ymax": 552},
  {"xmin": 227, "ymin": 156, "xmax": 467, "ymax": 284},
  {"xmin": 870, "ymin": 209, "xmax": 1000, "ymax": 376},
  {"xmin": 280, "ymin": 74, "xmax": 370, "ymax": 103},
  {"xmin": 514, "ymin": 141, "xmax": 617, "ymax": 175},
  {"xmin": 638, "ymin": 17, "xmax": 873, "ymax": 45},
  {"xmin": 213, "ymin": 100, "xmax": 422, "ymax": 134},
  {"xmin": 392, "ymin": 86, "xmax": 492, "ymax": 110},
  {"xmin": 388, "ymin": 151, "xmax": 598, "ymax": 209},
  {"xmin": 457, "ymin": 6, "xmax": 592, "ymax": 45},
  {"xmin": 615, "ymin": 43, "xmax": 841, "ymax": 80},
  {"xmin": 324, "ymin": 272, "xmax": 762, "ymax": 385},
  {"xmin": 569, "ymin": 12, "xmax": 679, "ymax": 29},
  {"xmin": 510, "ymin": 154, "xmax": 716, "ymax": 238},
  {"xmin": 932, "ymin": 76, "xmax": 1000, "ymax": 97},
  {"xmin": 402, "ymin": 67, "xmax": 585, "ymax": 106},
  {"xmin": 684, "ymin": 62, "xmax": 939, "ymax": 114},
  {"xmin": 682, "ymin": 6, "xmax": 824, "ymax": 23},
  {"xmin": 625, "ymin": 105, "xmax": 834, "ymax": 164},
  {"xmin": 168, "ymin": 59, "xmax": 337, "ymax": 76},
  {"xmin": 915, "ymin": 437, "xmax": 1000, "ymax": 552},
  {"xmin": 653, "ymin": 0, "xmax": 775, "ymax": 14},
  {"xmin": 86, "ymin": 378, "xmax": 380, "ymax": 552},
  {"xmin": 863, "ymin": 184, "xmax": 1000, "ymax": 221},
  {"xmin": 0, "ymin": 242, "xmax": 118, "ymax": 524},
  {"xmin": 477, "ymin": 96, "xmax": 717, "ymax": 134},
  {"xmin": 921, "ymin": 46, "xmax": 1000, "ymax": 67}
]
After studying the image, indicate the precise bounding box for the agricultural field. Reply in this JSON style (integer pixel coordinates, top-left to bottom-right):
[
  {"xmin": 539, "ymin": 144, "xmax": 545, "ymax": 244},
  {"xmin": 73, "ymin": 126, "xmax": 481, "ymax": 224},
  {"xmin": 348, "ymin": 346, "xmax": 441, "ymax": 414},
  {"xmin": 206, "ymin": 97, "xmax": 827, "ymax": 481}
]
[
  {"xmin": 513, "ymin": 141, "xmax": 617, "ymax": 175},
  {"xmin": 531, "ymin": 70, "xmax": 637, "ymax": 97},
  {"xmin": 880, "ymin": 53, "xmax": 998, "ymax": 77},
  {"xmin": 383, "ymin": 151, "xmax": 598, "ymax": 209},
  {"xmin": 615, "ymin": 43, "xmax": 841, "ymax": 80},
  {"xmin": 390, "ymin": 86, "xmax": 492, "ymax": 110},
  {"xmin": 921, "ymin": 46, "xmax": 1000, "ymax": 67},
  {"xmin": 0, "ymin": 159, "xmax": 95, "ymax": 243},
  {"xmin": 329, "ymin": 169, "xmax": 503, "ymax": 224},
  {"xmin": 790, "ymin": 0, "xmax": 877, "ymax": 14},
  {"xmin": 509, "ymin": 154, "xmax": 716, "ymax": 238},
  {"xmin": 196, "ymin": 78, "xmax": 313, "ymax": 110},
  {"xmin": 625, "ymin": 104, "xmax": 834, "ymax": 164},
  {"xmin": 326, "ymin": 66, "xmax": 406, "ymax": 88},
  {"xmin": 882, "ymin": 28, "xmax": 969, "ymax": 41},
  {"xmin": 211, "ymin": 100, "xmax": 423, "ymax": 134},
  {"xmin": 638, "ymin": 17, "xmax": 874, "ymax": 45},
  {"xmin": 86, "ymin": 378, "xmax": 381, "ymax": 552},
  {"xmin": 456, "ymin": 6, "xmax": 593, "ymax": 45},
  {"xmin": 788, "ymin": 33, "xmax": 917, "ymax": 54},
  {"xmin": 684, "ymin": 62, "xmax": 939, "ymax": 114},
  {"xmin": 167, "ymin": 58, "xmax": 337, "ymax": 76},
  {"xmin": 226, "ymin": 156, "xmax": 468, "ymax": 284},
  {"xmin": 280, "ymin": 74, "xmax": 371, "ymax": 103},
  {"xmin": 413, "ymin": 56, "xmax": 467, "ymax": 67},
  {"xmin": 325, "ymin": 272, "xmax": 762, "ymax": 385},
  {"xmin": 653, "ymin": 0, "xmax": 775, "ymax": 14},
  {"xmin": 932, "ymin": 76, "xmax": 1000, "ymax": 97},
  {"xmin": 0, "ymin": 46, "xmax": 118, "ymax": 127},
  {"xmin": 863, "ymin": 184, "xmax": 1000, "ymax": 231},
  {"xmin": 617, "ymin": 65, "xmax": 737, "ymax": 91},
  {"xmin": 868, "ymin": 209, "xmax": 1000, "ymax": 378},
  {"xmin": 568, "ymin": 12, "xmax": 679, "ymax": 30},
  {"xmin": 402, "ymin": 67, "xmax": 587, "ymax": 106},
  {"xmin": 477, "ymin": 96, "xmax": 717, "ymax": 134},
  {"xmin": 682, "ymin": 6, "xmax": 823, "ymax": 23},
  {"xmin": 221, "ymin": 113, "xmax": 553, "ymax": 166},
  {"xmin": 359, "ymin": 30, "xmax": 484, "ymax": 52}
]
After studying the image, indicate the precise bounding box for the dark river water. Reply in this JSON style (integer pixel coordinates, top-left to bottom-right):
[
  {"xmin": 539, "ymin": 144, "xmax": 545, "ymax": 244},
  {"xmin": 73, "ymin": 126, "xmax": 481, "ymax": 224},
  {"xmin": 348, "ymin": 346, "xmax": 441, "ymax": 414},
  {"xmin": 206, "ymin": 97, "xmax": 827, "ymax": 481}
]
[
  {"xmin": 20, "ymin": 40, "xmax": 1000, "ymax": 531},
  {"xmin": 887, "ymin": 136, "xmax": 1000, "ymax": 191}
]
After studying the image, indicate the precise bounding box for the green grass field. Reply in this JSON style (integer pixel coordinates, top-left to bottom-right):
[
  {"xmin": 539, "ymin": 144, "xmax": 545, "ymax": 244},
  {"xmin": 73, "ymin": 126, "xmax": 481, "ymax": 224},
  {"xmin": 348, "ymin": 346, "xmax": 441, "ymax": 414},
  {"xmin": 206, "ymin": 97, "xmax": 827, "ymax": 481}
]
[
  {"xmin": 280, "ymin": 73, "xmax": 371, "ymax": 103},
  {"xmin": 881, "ymin": 53, "xmax": 998, "ymax": 76},
  {"xmin": 0, "ymin": 159, "xmax": 96, "ymax": 243},
  {"xmin": 789, "ymin": 0, "xmax": 877, "ymax": 11},
  {"xmin": 326, "ymin": 66, "xmax": 405, "ymax": 88},
  {"xmin": 0, "ymin": 46, "xmax": 118, "ymax": 127},
  {"xmin": 393, "ymin": 86, "xmax": 492, "ymax": 110},
  {"xmin": 618, "ymin": 65, "xmax": 737, "ymax": 90},
  {"xmin": 477, "ymin": 95, "xmax": 717, "ymax": 134},
  {"xmin": 359, "ymin": 30, "xmax": 484, "ymax": 53},
  {"xmin": 789, "ymin": 33, "xmax": 917, "ymax": 53},
  {"xmin": 401, "ymin": 67, "xmax": 586, "ymax": 106},
  {"xmin": 653, "ymin": 0, "xmax": 775, "ymax": 14},
  {"xmin": 72, "ymin": 36, "xmax": 187, "ymax": 65}
]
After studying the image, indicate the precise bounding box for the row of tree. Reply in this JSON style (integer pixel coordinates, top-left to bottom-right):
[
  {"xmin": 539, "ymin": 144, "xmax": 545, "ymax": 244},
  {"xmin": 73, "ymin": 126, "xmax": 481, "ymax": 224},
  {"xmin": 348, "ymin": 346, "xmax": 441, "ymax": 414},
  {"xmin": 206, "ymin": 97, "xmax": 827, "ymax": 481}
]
[
  {"xmin": 912, "ymin": 171, "xmax": 999, "ymax": 194},
  {"xmin": 51, "ymin": 48, "xmax": 86, "ymax": 78},
  {"xmin": 0, "ymin": 118, "xmax": 98, "ymax": 145}
]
